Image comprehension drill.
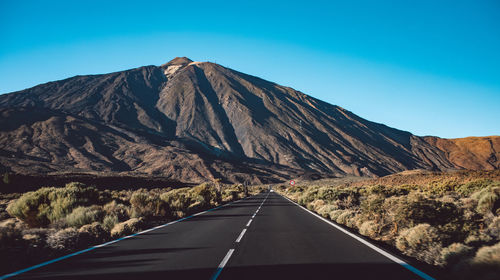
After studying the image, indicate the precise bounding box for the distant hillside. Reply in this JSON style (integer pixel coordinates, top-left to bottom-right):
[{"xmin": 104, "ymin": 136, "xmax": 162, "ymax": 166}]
[
  {"xmin": 0, "ymin": 57, "xmax": 497, "ymax": 184},
  {"xmin": 423, "ymin": 136, "xmax": 500, "ymax": 170}
]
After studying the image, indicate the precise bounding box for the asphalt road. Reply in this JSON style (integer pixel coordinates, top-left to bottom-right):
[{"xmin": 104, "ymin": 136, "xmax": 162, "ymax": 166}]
[{"xmin": 7, "ymin": 191, "xmax": 430, "ymax": 280}]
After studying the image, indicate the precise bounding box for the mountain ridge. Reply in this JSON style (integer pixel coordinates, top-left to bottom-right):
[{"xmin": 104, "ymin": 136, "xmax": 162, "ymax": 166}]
[{"xmin": 0, "ymin": 57, "xmax": 497, "ymax": 183}]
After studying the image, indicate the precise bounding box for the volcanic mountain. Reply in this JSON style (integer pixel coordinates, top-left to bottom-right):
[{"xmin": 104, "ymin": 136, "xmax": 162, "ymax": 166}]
[{"xmin": 0, "ymin": 57, "xmax": 498, "ymax": 183}]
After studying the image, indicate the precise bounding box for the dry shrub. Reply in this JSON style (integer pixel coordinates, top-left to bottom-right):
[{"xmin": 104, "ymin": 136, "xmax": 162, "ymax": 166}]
[
  {"xmin": 394, "ymin": 193, "xmax": 460, "ymax": 228},
  {"xmin": 160, "ymin": 188, "xmax": 191, "ymax": 211},
  {"xmin": 317, "ymin": 204, "xmax": 337, "ymax": 218},
  {"xmin": 308, "ymin": 199, "xmax": 325, "ymax": 211},
  {"xmin": 103, "ymin": 201, "xmax": 129, "ymax": 221},
  {"xmin": 6, "ymin": 183, "xmax": 99, "ymax": 227},
  {"xmin": 297, "ymin": 186, "xmax": 320, "ymax": 205},
  {"xmin": 396, "ymin": 224, "xmax": 443, "ymax": 265},
  {"xmin": 336, "ymin": 210, "xmax": 356, "ymax": 225},
  {"xmin": 47, "ymin": 228, "xmax": 79, "ymax": 250},
  {"xmin": 486, "ymin": 216, "xmax": 500, "ymax": 240},
  {"xmin": 472, "ymin": 184, "xmax": 500, "ymax": 215},
  {"xmin": 65, "ymin": 206, "xmax": 105, "ymax": 228},
  {"xmin": 456, "ymin": 179, "xmax": 494, "ymax": 197},
  {"xmin": 465, "ymin": 232, "xmax": 493, "ymax": 247},
  {"xmin": 130, "ymin": 191, "xmax": 169, "ymax": 218},
  {"xmin": 110, "ymin": 218, "xmax": 144, "ymax": 238},
  {"xmin": 329, "ymin": 209, "xmax": 344, "ymax": 221},
  {"xmin": 102, "ymin": 214, "xmax": 119, "ymax": 231},
  {"xmin": 468, "ymin": 242, "xmax": 500, "ymax": 280},
  {"xmin": 21, "ymin": 228, "xmax": 50, "ymax": 249},
  {"xmin": 78, "ymin": 222, "xmax": 108, "ymax": 245},
  {"xmin": 360, "ymin": 194, "xmax": 385, "ymax": 220},
  {"xmin": 222, "ymin": 187, "xmax": 240, "ymax": 202},
  {"xmin": 359, "ymin": 221, "xmax": 379, "ymax": 239},
  {"xmin": 0, "ymin": 218, "xmax": 23, "ymax": 249},
  {"xmin": 440, "ymin": 243, "xmax": 474, "ymax": 267},
  {"xmin": 190, "ymin": 183, "xmax": 221, "ymax": 206}
]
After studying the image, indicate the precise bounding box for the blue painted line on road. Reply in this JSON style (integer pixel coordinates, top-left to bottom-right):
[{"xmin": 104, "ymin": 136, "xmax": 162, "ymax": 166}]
[
  {"xmin": 0, "ymin": 196, "xmax": 249, "ymax": 280},
  {"xmin": 0, "ymin": 247, "xmax": 95, "ymax": 280}
]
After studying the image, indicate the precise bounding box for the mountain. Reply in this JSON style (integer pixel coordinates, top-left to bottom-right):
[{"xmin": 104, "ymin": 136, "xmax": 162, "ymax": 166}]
[
  {"xmin": 422, "ymin": 136, "xmax": 499, "ymax": 170},
  {"xmin": 0, "ymin": 57, "xmax": 498, "ymax": 184}
]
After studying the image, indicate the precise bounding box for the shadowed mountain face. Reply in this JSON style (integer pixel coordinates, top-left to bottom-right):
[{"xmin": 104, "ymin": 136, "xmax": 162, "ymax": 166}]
[{"xmin": 0, "ymin": 57, "xmax": 497, "ymax": 183}]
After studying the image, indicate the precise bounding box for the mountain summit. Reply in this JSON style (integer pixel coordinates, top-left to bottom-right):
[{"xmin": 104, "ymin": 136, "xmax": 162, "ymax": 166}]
[{"xmin": 0, "ymin": 58, "xmax": 498, "ymax": 183}]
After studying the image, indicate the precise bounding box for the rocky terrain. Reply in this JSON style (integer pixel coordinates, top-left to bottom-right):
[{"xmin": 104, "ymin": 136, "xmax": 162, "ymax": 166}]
[{"xmin": 0, "ymin": 57, "xmax": 498, "ymax": 184}]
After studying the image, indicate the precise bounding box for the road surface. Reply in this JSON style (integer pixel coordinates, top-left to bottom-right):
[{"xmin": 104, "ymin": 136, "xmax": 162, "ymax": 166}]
[{"xmin": 5, "ymin": 191, "xmax": 430, "ymax": 279}]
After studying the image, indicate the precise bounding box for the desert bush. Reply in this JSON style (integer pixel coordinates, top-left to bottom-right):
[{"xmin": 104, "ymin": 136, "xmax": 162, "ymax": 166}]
[
  {"xmin": 440, "ymin": 243, "xmax": 474, "ymax": 267},
  {"xmin": 429, "ymin": 179, "xmax": 460, "ymax": 195},
  {"xmin": 103, "ymin": 200, "xmax": 129, "ymax": 221},
  {"xmin": 65, "ymin": 206, "xmax": 105, "ymax": 228},
  {"xmin": 110, "ymin": 218, "xmax": 144, "ymax": 238},
  {"xmin": 78, "ymin": 222, "xmax": 109, "ymax": 245},
  {"xmin": 317, "ymin": 187, "xmax": 339, "ymax": 202},
  {"xmin": 359, "ymin": 220, "xmax": 379, "ymax": 239},
  {"xmin": 465, "ymin": 232, "xmax": 493, "ymax": 247},
  {"xmin": 6, "ymin": 184, "xmax": 99, "ymax": 227},
  {"xmin": 366, "ymin": 184, "xmax": 411, "ymax": 197},
  {"xmin": 456, "ymin": 179, "xmax": 494, "ymax": 197},
  {"xmin": 102, "ymin": 214, "xmax": 119, "ymax": 231},
  {"xmin": 486, "ymin": 216, "xmax": 500, "ymax": 240},
  {"xmin": 160, "ymin": 188, "xmax": 191, "ymax": 211},
  {"xmin": 394, "ymin": 193, "xmax": 460, "ymax": 228},
  {"xmin": 0, "ymin": 218, "xmax": 22, "ymax": 249},
  {"xmin": 360, "ymin": 194, "xmax": 385, "ymax": 219},
  {"xmin": 308, "ymin": 199, "xmax": 325, "ymax": 211},
  {"xmin": 190, "ymin": 183, "xmax": 221, "ymax": 206},
  {"xmin": 222, "ymin": 188, "xmax": 240, "ymax": 202},
  {"xmin": 21, "ymin": 228, "xmax": 50, "ymax": 249},
  {"xmin": 472, "ymin": 185, "xmax": 500, "ymax": 215},
  {"xmin": 329, "ymin": 209, "xmax": 344, "ymax": 221},
  {"xmin": 296, "ymin": 186, "xmax": 321, "ymax": 205},
  {"xmin": 317, "ymin": 204, "xmax": 337, "ymax": 218},
  {"xmin": 47, "ymin": 227, "xmax": 79, "ymax": 250},
  {"xmin": 313, "ymin": 186, "xmax": 361, "ymax": 208},
  {"xmin": 336, "ymin": 210, "xmax": 356, "ymax": 225},
  {"xmin": 130, "ymin": 191, "xmax": 169, "ymax": 218},
  {"xmin": 468, "ymin": 242, "xmax": 500, "ymax": 279},
  {"xmin": 395, "ymin": 224, "xmax": 443, "ymax": 265}
]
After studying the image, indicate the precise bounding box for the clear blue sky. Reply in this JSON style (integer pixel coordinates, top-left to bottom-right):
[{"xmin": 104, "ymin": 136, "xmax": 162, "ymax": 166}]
[{"xmin": 1, "ymin": 0, "xmax": 499, "ymax": 138}]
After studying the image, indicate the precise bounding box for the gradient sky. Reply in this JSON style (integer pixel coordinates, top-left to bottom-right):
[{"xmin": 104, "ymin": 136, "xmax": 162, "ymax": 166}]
[{"xmin": 1, "ymin": 0, "xmax": 499, "ymax": 138}]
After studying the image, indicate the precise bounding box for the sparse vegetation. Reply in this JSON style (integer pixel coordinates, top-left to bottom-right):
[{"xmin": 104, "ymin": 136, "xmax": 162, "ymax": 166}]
[
  {"xmin": 0, "ymin": 181, "xmax": 255, "ymax": 274},
  {"xmin": 2, "ymin": 173, "xmax": 10, "ymax": 185},
  {"xmin": 276, "ymin": 170, "xmax": 500, "ymax": 279}
]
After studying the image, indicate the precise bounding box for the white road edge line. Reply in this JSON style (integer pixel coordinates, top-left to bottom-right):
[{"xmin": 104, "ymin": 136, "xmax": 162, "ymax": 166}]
[
  {"xmin": 246, "ymin": 219, "xmax": 253, "ymax": 227},
  {"xmin": 235, "ymin": 228, "xmax": 247, "ymax": 243},
  {"xmin": 278, "ymin": 193, "xmax": 435, "ymax": 280},
  {"xmin": 211, "ymin": 249, "xmax": 235, "ymax": 280},
  {"xmin": 0, "ymin": 195, "xmax": 255, "ymax": 280}
]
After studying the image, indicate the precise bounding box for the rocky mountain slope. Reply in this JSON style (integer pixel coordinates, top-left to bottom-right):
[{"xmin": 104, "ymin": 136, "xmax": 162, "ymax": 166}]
[
  {"xmin": 423, "ymin": 136, "xmax": 499, "ymax": 170},
  {"xmin": 0, "ymin": 57, "xmax": 497, "ymax": 183}
]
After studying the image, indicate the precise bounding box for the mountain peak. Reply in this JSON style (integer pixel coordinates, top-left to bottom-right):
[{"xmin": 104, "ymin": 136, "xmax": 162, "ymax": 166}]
[
  {"xmin": 0, "ymin": 58, "xmax": 497, "ymax": 183},
  {"xmin": 162, "ymin": 57, "xmax": 193, "ymax": 67}
]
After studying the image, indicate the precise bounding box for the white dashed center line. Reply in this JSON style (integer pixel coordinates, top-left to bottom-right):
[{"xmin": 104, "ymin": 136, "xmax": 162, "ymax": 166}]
[
  {"xmin": 211, "ymin": 192, "xmax": 270, "ymax": 280},
  {"xmin": 235, "ymin": 229, "xmax": 247, "ymax": 243},
  {"xmin": 211, "ymin": 249, "xmax": 235, "ymax": 280}
]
